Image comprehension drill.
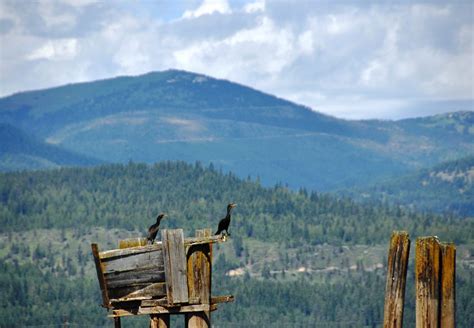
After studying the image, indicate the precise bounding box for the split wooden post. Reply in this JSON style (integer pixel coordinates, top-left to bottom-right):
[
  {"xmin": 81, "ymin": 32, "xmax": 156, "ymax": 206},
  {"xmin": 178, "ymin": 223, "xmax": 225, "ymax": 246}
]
[
  {"xmin": 150, "ymin": 314, "xmax": 170, "ymax": 328},
  {"xmin": 415, "ymin": 237, "xmax": 441, "ymax": 328},
  {"xmin": 383, "ymin": 231, "xmax": 410, "ymax": 328},
  {"xmin": 440, "ymin": 243, "xmax": 456, "ymax": 328},
  {"xmin": 185, "ymin": 229, "xmax": 212, "ymax": 328},
  {"xmin": 162, "ymin": 229, "xmax": 189, "ymax": 305}
]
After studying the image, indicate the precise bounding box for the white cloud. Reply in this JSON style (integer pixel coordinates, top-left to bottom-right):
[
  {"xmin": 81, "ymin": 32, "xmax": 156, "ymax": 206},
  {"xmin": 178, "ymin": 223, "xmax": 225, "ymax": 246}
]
[
  {"xmin": 0, "ymin": 0, "xmax": 472, "ymax": 119},
  {"xmin": 182, "ymin": 0, "xmax": 231, "ymax": 19},
  {"xmin": 26, "ymin": 38, "xmax": 78, "ymax": 60}
]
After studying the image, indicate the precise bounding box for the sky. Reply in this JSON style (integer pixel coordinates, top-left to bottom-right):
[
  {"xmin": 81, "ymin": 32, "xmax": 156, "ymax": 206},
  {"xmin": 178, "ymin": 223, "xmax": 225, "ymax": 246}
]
[{"xmin": 0, "ymin": 0, "xmax": 473, "ymax": 120}]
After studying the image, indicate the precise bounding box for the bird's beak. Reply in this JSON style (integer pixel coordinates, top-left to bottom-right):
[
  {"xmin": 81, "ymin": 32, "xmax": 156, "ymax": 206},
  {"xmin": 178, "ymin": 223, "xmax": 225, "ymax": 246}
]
[{"xmin": 231, "ymin": 203, "xmax": 237, "ymax": 208}]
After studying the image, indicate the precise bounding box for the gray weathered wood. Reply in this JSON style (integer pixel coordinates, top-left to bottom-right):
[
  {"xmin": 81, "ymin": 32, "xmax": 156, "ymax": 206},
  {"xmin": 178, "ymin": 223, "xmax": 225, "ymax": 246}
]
[
  {"xmin": 162, "ymin": 229, "xmax": 189, "ymax": 305},
  {"xmin": 111, "ymin": 304, "xmax": 211, "ymax": 317},
  {"xmin": 91, "ymin": 243, "xmax": 110, "ymax": 308},
  {"xmin": 109, "ymin": 282, "xmax": 167, "ymax": 302},
  {"xmin": 106, "ymin": 269, "xmax": 165, "ymax": 289},
  {"xmin": 103, "ymin": 250, "xmax": 164, "ymax": 274},
  {"xmin": 416, "ymin": 237, "xmax": 441, "ymax": 328},
  {"xmin": 440, "ymin": 243, "xmax": 456, "ymax": 328},
  {"xmin": 383, "ymin": 231, "xmax": 410, "ymax": 328},
  {"xmin": 100, "ymin": 243, "xmax": 163, "ymax": 260}
]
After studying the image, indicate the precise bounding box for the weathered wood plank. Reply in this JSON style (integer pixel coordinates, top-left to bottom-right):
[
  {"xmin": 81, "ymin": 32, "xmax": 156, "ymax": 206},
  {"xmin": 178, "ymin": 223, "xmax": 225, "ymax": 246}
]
[
  {"xmin": 185, "ymin": 229, "xmax": 212, "ymax": 328},
  {"xmin": 162, "ymin": 229, "xmax": 189, "ymax": 305},
  {"xmin": 383, "ymin": 231, "xmax": 410, "ymax": 328},
  {"xmin": 119, "ymin": 237, "xmax": 148, "ymax": 249},
  {"xmin": 100, "ymin": 243, "xmax": 163, "ymax": 260},
  {"xmin": 110, "ymin": 304, "xmax": 211, "ymax": 317},
  {"xmin": 103, "ymin": 250, "xmax": 164, "ymax": 274},
  {"xmin": 440, "ymin": 243, "xmax": 456, "ymax": 328},
  {"xmin": 415, "ymin": 237, "xmax": 441, "ymax": 328},
  {"xmin": 106, "ymin": 269, "xmax": 166, "ymax": 289},
  {"xmin": 109, "ymin": 282, "xmax": 167, "ymax": 301},
  {"xmin": 184, "ymin": 234, "xmax": 226, "ymax": 247},
  {"xmin": 150, "ymin": 314, "xmax": 170, "ymax": 328},
  {"xmin": 210, "ymin": 295, "xmax": 234, "ymax": 304},
  {"xmin": 187, "ymin": 229, "xmax": 212, "ymax": 305},
  {"xmin": 91, "ymin": 243, "xmax": 110, "ymax": 308}
]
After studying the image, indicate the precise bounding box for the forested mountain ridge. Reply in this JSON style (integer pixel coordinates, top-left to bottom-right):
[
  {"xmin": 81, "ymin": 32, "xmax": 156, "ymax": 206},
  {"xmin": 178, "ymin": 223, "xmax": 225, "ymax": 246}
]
[
  {"xmin": 1, "ymin": 69, "xmax": 472, "ymax": 190},
  {"xmin": 0, "ymin": 123, "xmax": 101, "ymax": 171},
  {"xmin": 0, "ymin": 161, "xmax": 473, "ymax": 327},
  {"xmin": 342, "ymin": 155, "xmax": 474, "ymax": 217}
]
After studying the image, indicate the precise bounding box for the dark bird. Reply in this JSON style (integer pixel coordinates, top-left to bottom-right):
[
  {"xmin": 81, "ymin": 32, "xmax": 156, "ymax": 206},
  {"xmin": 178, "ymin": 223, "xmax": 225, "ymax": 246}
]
[
  {"xmin": 215, "ymin": 203, "xmax": 237, "ymax": 236},
  {"xmin": 147, "ymin": 213, "xmax": 166, "ymax": 244}
]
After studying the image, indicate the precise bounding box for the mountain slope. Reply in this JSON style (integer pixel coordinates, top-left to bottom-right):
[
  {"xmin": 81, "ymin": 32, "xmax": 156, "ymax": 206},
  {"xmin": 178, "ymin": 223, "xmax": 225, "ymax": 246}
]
[
  {"xmin": 0, "ymin": 70, "xmax": 472, "ymax": 190},
  {"xmin": 342, "ymin": 155, "xmax": 474, "ymax": 216},
  {"xmin": 0, "ymin": 123, "xmax": 101, "ymax": 171}
]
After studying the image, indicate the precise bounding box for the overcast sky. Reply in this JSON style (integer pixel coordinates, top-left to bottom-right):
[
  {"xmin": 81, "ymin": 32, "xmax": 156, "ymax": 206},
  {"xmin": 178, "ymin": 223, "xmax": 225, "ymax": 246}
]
[{"xmin": 0, "ymin": 0, "xmax": 472, "ymax": 119}]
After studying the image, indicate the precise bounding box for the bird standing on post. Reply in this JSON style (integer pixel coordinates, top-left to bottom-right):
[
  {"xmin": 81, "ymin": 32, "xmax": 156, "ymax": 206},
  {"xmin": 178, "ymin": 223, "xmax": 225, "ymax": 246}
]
[
  {"xmin": 147, "ymin": 213, "xmax": 166, "ymax": 244},
  {"xmin": 215, "ymin": 203, "xmax": 237, "ymax": 236}
]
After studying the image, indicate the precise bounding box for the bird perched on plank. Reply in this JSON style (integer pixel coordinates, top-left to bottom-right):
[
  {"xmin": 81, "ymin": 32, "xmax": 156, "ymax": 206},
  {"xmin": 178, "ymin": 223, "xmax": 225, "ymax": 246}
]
[
  {"xmin": 147, "ymin": 213, "xmax": 166, "ymax": 244},
  {"xmin": 215, "ymin": 203, "xmax": 237, "ymax": 236}
]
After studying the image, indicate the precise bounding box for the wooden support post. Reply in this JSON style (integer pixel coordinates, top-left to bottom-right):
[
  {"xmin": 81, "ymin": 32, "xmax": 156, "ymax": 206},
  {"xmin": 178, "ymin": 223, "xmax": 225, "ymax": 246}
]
[
  {"xmin": 114, "ymin": 317, "xmax": 121, "ymax": 328},
  {"xmin": 185, "ymin": 229, "xmax": 212, "ymax": 328},
  {"xmin": 415, "ymin": 237, "xmax": 441, "ymax": 328},
  {"xmin": 150, "ymin": 314, "xmax": 170, "ymax": 328},
  {"xmin": 440, "ymin": 243, "xmax": 456, "ymax": 328},
  {"xmin": 383, "ymin": 231, "xmax": 410, "ymax": 328}
]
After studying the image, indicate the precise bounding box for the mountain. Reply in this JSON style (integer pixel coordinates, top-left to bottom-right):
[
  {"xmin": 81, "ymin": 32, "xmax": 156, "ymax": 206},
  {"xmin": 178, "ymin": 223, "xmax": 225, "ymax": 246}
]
[
  {"xmin": 0, "ymin": 70, "xmax": 472, "ymax": 190},
  {"xmin": 0, "ymin": 162, "xmax": 473, "ymax": 326},
  {"xmin": 0, "ymin": 123, "xmax": 101, "ymax": 171},
  {"xmin": 342, "ymin": 155, "xmax": 474, "ymax": 217}
]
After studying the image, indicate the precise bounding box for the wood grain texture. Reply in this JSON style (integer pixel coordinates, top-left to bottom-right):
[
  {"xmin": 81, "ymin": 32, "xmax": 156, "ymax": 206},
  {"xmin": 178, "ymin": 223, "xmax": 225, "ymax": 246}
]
[
  {"xmin": 415, "ymin": 237, "xmax": 441, "ymax": 328},
  {"xmin": 91, "ymin": 243, "xmax": 110, "ymax": 308},
  {"xmin": 109, "ymin": 282, "xmax": 167, "ymax": 302},
  {"xmin": 440, "ymin": 243, "xmax": 456, "ymax": 328},
  {"xmin": 102, "ymin": 250, "xmax": 164, "ymax": 274},
  {"xmin": 185, "ymin": 229, "xmax": 212, "ymax": 328},
  {"xmin": 383, "ymin": 231, "xmax": 410, "ymax": 328},
  {"xmin": 162, "ymin": 229, "xmax": 189, "ymax": 305}
]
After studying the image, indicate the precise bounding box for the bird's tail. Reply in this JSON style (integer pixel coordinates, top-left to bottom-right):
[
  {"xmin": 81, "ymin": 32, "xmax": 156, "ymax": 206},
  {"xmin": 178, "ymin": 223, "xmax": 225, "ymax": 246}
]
[{"xmin": 215, "ymin": 229, "xmax": 221, "ymax": 235}]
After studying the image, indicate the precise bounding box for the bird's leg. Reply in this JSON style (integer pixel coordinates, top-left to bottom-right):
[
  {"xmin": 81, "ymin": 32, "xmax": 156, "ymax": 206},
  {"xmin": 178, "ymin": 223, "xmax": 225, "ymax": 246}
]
[{"xmin": 226, "ymin": 230, "xmax": 231, "ymax": 237}]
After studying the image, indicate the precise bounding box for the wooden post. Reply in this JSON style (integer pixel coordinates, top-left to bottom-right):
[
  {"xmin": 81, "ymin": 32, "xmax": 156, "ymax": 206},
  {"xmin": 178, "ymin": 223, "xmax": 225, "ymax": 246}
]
[
  {"xmin": 150, "ymin": 314, "xmax": 170, "ymax": 328},
  {"xmin": 185, "ymin": 229, "xmax": 212, "ymax": 328},
  {"xmin": 162, "ymin": 229, "xmax": 189, "ymax": 305},
  {"xmin": 383, "ymin": 231, "xmax": 410, "ymax": 328},
  {"xmin": 440, "ymin": 243, "xmax": 455, "ymax": 328},
  {"xmin": 114, "ymin": 317, "xmax": 121, "ymax": 328},
  {"xmin": 415, "ymin": 237, "xmax": 441, "ymax": 328}
]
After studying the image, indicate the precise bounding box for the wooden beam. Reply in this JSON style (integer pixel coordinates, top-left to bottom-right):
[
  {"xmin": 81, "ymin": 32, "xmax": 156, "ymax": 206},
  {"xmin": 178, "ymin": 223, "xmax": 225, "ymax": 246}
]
[
  {"xmin": 415, "ymin": 237, "xmax": 441, "ymax": 328},
  {"xmin": 114, "ymin": 317, "xmax": 121, "ymax": 328},
  {"xmin": 100, "ymin": 243, "xmax": 163, "ymax": 260},
  {"xmin": 150, "ymin": 314, "xmax": 170, "ymax": 328},
  {"xmin": 109, "ymin": 282, "xmax": 167, "ymax": 302},
  {"xmin": 211, "ymin": 295, "xmax": 234, "ymax": 304},
  {"xmin": 110, "ymin": 304, "xmax": 211, "ymax": 317},
  {"xmin": 119, "ymin": 237, "xmax": 148, "ymax": 249},
  {"xmin": 383, "ymin": 231, "xmax": 410, "ymax": 328},
  {"xmin": 162, "ymin": 229, "xmax": 189, "ymax": 305},
  {"xmin": 91, "ymin": 243, "xmax": 110, "ymax": 308},
  {"xmin": 440, "ymin": 243, "xmax": 456, "ymax": 328}
]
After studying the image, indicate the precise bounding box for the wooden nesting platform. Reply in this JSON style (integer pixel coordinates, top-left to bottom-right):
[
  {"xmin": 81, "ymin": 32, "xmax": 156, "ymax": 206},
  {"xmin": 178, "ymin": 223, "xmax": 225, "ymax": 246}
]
[{"xmin": 91, "ymin": 228, "xmax": 233, "ymax": 320}]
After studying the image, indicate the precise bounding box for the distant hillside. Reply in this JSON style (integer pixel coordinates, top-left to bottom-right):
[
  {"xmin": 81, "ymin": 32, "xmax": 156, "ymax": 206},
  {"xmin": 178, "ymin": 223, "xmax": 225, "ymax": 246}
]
[
  {"xmin": 0, "ymin": 162, "xmax": 473, "ymax": 327},
  {"xmin": 1, "ymin": 70, "xmax": 472, "ymax": 190},
  {"xmin": 0, "ymin": 123, "xmax": 101, "ymax": 171},
  {"xmin": 342, "ymin": 156, "xmax": 474, "ymax": 216}
]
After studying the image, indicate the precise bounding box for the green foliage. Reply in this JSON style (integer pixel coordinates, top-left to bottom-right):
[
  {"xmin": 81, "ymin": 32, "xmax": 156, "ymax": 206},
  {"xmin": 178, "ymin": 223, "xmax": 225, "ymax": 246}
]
[{"xmin": 1, "ymin": 162, "xmax": 472, "ymax": 244}]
